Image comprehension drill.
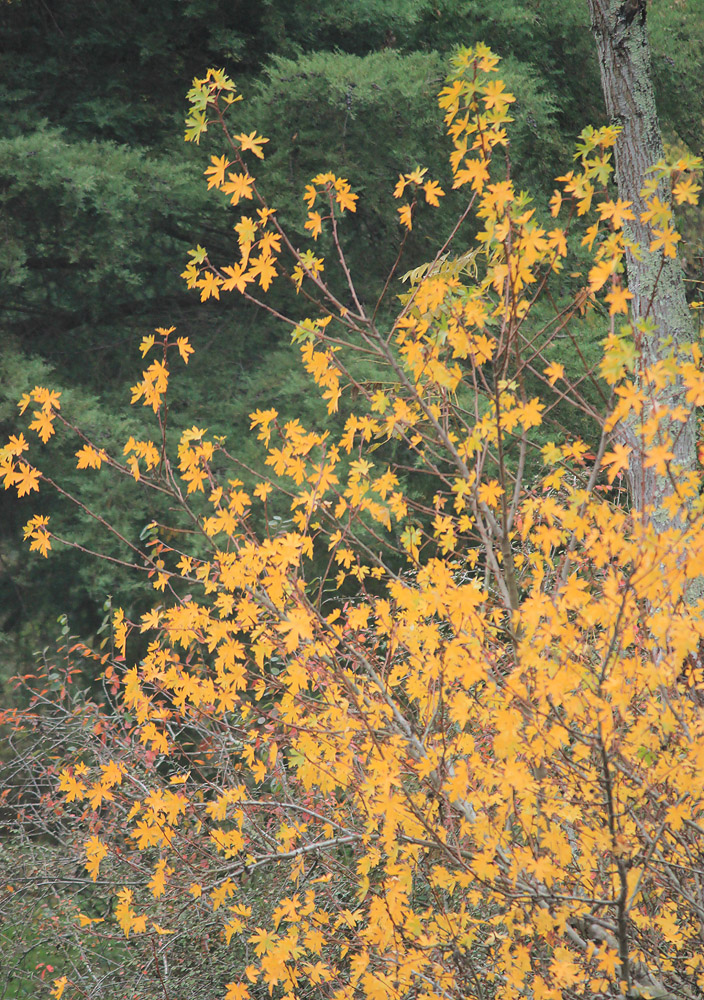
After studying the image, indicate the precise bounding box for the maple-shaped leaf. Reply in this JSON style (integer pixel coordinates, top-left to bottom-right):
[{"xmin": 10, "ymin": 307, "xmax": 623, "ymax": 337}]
[
  {"xmin": 543, "ymin": 361, "xmax": 565, "ymax": 386},
  {"xmin": 258, "ymin": 231, "xmax": 281, "ymax": 257},
  {"xmin": 222, "ymin": 263, "xmax": 255, "ymax": 294},
  {"xmin": 235, "ymin": 215, "xmax": 258, "ymax": 249},
  {"xmin": 650, "ymin": 226, "xmax": 681, "ymax": 258},
  {"xmin": 198, "ymin": 270, "xmax": 222, "ymax": 302},
  {"xmin": 549, "ymin": 189, "xmax": 563, "ymax": 216},
  {"xmin": 597, "ymin": 198, "xmax": 635, "ymax": 228},
  {"xmin": 24, "ymin": 514, "xmax": 52, "ymax": 557},
  {"xmin": 673, "ymin": 176, "xmax": 701, "ymax": 205},
  {"xmin": 59, "ymin": 767, "xmax": 86, "ymax": 802},
  {"xmin": 152, "ymin": 923, "xmax": 174, "ymax": 935},
  {"xmin": 50, "ymin": 977, "xmax": 68, "ymax": 999},
  {"xmin": 32, "ymin": 387, "xmax": 61, "ymax": 410},
  {"xmin": 84, "ymin": 836, "xmax": 107, "ymax": 881},
  {"xmin": 222, "ymin": 171, "xmax": 255, "ymax": 205},
  {"xmin": 14, "ymin": 462, "xmax": 40, "ymax": 496},
  {"xmin": 644, "ymin": 443, "xmax": 674, "ymax": 475},
  {"xmin": 184, "ymin": 109, "xmax": 208, "ymax": 144},
  {"xmin": 5, "ymin": 432, "xmax": 28, "ymax": 456},
  {"xmin": 225, "ymin": 983, "xmax": 250, "ymax": 1000},
  {"xmin": 453, "ymin": 157, "xmax": 489, "ymax": 191},
  {"xmin": 76, "ymin": 445, "xmax": 106, "ymax": 470},
  {"xmin": 29, "ymin": 408, "xmax": 56, "ymax": 443},
  {"xmin": 398, "ymin": 205, "xmax": 413, "ymax": 230},
  {"xmin": 547, "ymin": 228, "xmax": 567, "ymax": 255},
  {"xmin": 334, "ymin": 184, "xmax": 358, "ymax": 213},
  {"xmin": 234, "ymin": 131, "xmax": 269, "ymax": 159},
  {"xmin": 640, "ymin": 195, "xmax": 671, "ymax": 227},
  {"xmin": 148, "ymin": 859, "xmax": 172, "ymax": 898},
  {"xmin": 176, "ymin": 336, "xmax": 194, "ymax": 363},
  {"xmin": 1, "ymin": 459, "xmax": 15, "ymax": 491},
  {"xmin": 139, "ymin": 334, "xmax": 155, "ymax": 357},
  {"xmin": 487, "ymin": 179, "xmax": 514, "ymax": 213},
  {"xmin": 588, "ymin": 256, "xmax": 616, "ymax": 292},
  {"xmin": 304, "ymin": 211, "xmax": 323, "ymax": 240},
  {"xmin": 204, "ymin": 154, "xmax": 230, "ymax": 189},
  {"xmin": 248, "ymin": 254, "xmax": 277, "ymax": 291},
  {"xmin": 393, "ymin": 173, "xmax": 407, "ymax": 199},
  {"xmin": 604, "ymin": 285, "xmax": 634, "ymax": 315},
  {"xmin": 519, "ymin": 397, "xmax": 544, "ymax": 429},
  {"xmin": 423, "ymin": 179, "xmax": 445, "ymax": 206}
]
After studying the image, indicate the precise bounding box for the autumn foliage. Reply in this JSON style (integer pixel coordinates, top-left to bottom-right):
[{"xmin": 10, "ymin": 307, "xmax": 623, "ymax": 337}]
[{"xmin": 4, "ymin": 45, "xmax": 704, "ymax": 1000}]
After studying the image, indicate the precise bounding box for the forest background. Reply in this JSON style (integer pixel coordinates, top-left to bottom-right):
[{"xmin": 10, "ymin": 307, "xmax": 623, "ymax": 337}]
[{"xmin": 2, "ymin": 1, "xmax": 704, "ymax": 998}]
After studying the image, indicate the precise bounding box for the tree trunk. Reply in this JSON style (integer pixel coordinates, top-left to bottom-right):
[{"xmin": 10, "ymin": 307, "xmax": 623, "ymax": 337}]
[{"xmin": 587, "ymin": 0, "xmax": 697, "ymax": 531}]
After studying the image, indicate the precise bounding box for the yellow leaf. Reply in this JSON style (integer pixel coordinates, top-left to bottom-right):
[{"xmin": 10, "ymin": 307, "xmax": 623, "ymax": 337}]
[
  {"xmin": 177, "ymin": 337, "xmax": 194, "ymax": 363},
  {"xmin": 604, "ymin": 285, "xmax": 634, "ymax": 315},
  {"xmin": 673, "ymin": 176, "xmax": 701, "ymax": 205},
  {"xmin": 51, "ymin": 977, "xmax": 68, "ymax": 999},
  {"xmin": 543, "ymin": 361, "xmax": 564, "ymax": 386},
  {"xmin": 423, "ymin": 179, "xmax": 445, "ymax": 206},
  {"xmin": 76, "ymin": 446, "xmax": 107, "ymax": 470},
  {"xmin": 204, "ymin": 154, "xmax": 230, "ymax": 189},
  {"xmin": 305, "ymin": 210, "xmax": 323, "ymax": 240},
  {"xmin": 650, "ymin": 226, "xmax": 681, "ymax": 258},
  {"xmin": 222, "ymin": 171, "xmax": 255, "ymax": 206},
  {"xmin": 225, "ymin": 984, "xmax": 251, "ymax": 1000},
  {"xmin": 198, "ymin": 270, "xmax": 222, "ymax": 302},
  {"xmin": 234, "ymin": 131, "xmax": 269, "ymax": 159},
  {"xmin": 602, "ymin": 444, "xmax": 632, "ymax": 483},
  {"xmin": 139, "ymin": 334, "xmax": 155, "ymax": 356},
  {"xmin": 597, "ymin": 198, "xmax": 635, "ymax": 228},
  {"xmin": 14, "ymin": 462, "xmax": 40, "ymax": 496},
  {"xmin": 398, "ymin": 204, "xmax": 413, "ymax": 230},
  {"xmin": 588, "ymin": 256, "xmax": 616, "ymax": 292}
]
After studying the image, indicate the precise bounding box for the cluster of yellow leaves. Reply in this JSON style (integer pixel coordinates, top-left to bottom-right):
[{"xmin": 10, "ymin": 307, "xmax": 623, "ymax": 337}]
[
  {"xmin": 22, "ymin": 512, "xmax": 51, "ymax": 557},
  {"xmin": 184, "ymin": 67, "xmax": 242, "ymax": 144},
  {"xmin": 300, "ymin": 340, "xmax": 342, "ymax": 414},
  {"xmin": 53, "ymin": 468, "xmax": 704, "ymax": 996},
  {"xmin": 185, "ymin": 85, "xmax": 361, "ymax": 306},
  {"xmin": 0, "ymin": 389, "xmax": 61, "ymax": 500},
  {"xmin": 20, "ymin": 386, "xmax": 62, "ymax": 443},
  {"xmin": 184, "ymin": 79, "xmax": 360, "ymax": 307},
  {"xmin": 131, "ymin": 360, "xmax": 168, "ymax": 412},
  {"xmin": 292, "ymin": 249, "xmax": 324, "ymax": 293},
  {"xmin": 12, "ymin": 43, "xmax": 704, "ymax": 1000},
  {"xmin": 83, "ymin": 835, "xmax": 108, "ymax": 882},
  {"xmin": 393, "ymin": 165, "xmax": 445, "ymax": 230},
  {"xmin": 440, "ymin": 45, "xmax": 514, "ymax": 194},
  {"xmin": 129, "ymin": 327, "xmax": 193, "ymax": 410},
  {"xmin": 115, "ymin": 887, "xmax": 148, "ymax": 938},
  {"xmin": 123, "ymin": 436, "xmax": 160, "ymax": 481},
  {"xmin": 181, "ymin": 207, "xmax": 281, "ymax": 300},
  {"xmin": 551, "ymin": 131, "xmax": 702, "ymax": 315},
  {"xmin": 303, "ymin": 171, "xmax": 359, "ymax": 240}
]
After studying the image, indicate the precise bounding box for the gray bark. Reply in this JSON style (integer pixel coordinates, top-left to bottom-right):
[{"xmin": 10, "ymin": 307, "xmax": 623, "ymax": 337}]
[{"xmin": 587, "ymin": 0, "xmax": 697, "ymax": 531}]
